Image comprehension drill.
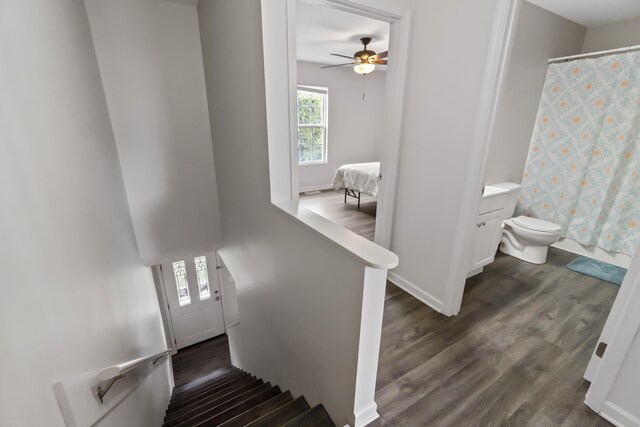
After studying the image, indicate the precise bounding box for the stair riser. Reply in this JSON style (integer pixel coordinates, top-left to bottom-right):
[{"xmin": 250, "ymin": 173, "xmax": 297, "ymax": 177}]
[{"xmin": 169, "ymin": 373, "xmax": 252, "ymax": 407}]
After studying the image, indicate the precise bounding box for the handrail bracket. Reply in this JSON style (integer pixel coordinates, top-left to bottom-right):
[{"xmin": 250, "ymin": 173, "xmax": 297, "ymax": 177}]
[{"xmin": 96, "ymin": 373, "xmax": 125, "ymax": 404}]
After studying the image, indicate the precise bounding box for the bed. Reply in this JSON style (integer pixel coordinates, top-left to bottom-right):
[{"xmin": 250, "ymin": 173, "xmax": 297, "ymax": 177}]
[{"xmin": 332, "ymin": 162, "xmax": 380, "ymax": 209}]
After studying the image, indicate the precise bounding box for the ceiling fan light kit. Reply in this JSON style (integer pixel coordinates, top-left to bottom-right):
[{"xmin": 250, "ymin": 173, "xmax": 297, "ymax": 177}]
[
  {"xmin": 354, "ymin": 62, "xmax": 376, "ymax": 75},
  {"xmin": 321, "ymin": 36, "xmax": 388, "ymax": 76}
]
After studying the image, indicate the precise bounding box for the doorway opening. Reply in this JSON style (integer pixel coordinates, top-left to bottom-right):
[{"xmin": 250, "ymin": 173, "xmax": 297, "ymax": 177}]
[
  {"xmin": 295, "ymin": 1, "xmax": 390, "ymax": 242},
  {"xmin": 153, "ymin": 252, "xmax": 240, "ymax": 385},
  {"xmin": 261, "ymin": 0, "xmax": 411, "ymax": 249}
]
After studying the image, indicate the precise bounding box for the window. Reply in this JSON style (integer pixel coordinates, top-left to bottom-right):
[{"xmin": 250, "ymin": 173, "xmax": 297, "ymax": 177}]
[
  {"xmin": 297, "ymin": 86, "xmax": 328, "ymax": 164},
  {"xmin": 194, "ymin": 256, "xmax": 211, "ymax": 300},
  {"xmin": 172, "ymin": 260, "xmax": 190, "ymax": 306}
]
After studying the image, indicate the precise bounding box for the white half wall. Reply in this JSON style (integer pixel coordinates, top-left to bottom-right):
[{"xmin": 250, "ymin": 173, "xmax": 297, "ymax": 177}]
[
  {"xmin": 85, "ymin": 0, "xmax": 222, "ymax": 266},
  {"xmin": 0, "ymin": 1, "xmax": 171, "ymax": 425},
  {"xmin": 297, "ymin": 61, "xmax": 386, "ymax": 192},
  {"xmin": 582, "ymin": 15, "xmax": 640, "ymax": 53},
  {"xmin": 485, "ymin": 1, "xmax": 586, "ymax": 184}
]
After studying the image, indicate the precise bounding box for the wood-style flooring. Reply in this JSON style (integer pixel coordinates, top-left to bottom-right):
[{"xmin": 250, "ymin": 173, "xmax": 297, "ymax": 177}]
[
  {"xmin": 373, "ymin": 248, "xmax": 618, "ymax": 426},
  {"xmin": 299, "ymin": 190, "xmax": 376, "ymax": 241},
  {"xmin": 172, "ymin": 334, "xmax": 231, "ymax": 386}
]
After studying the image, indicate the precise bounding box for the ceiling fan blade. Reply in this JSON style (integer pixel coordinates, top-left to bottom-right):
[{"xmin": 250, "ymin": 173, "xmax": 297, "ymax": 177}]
[
  {"xmin": 330, "ymin": 53, "xmax": 355, "ymax": 60},
  {"xmin": 371, "ymin": 59, "xmax": 387, "ymax": 65},
  {"xmin": 320, "ymin": 62, "xmax": 355, "ymax": 69},
  {"xmin": 371, "ymin": 51, "xmax": 388, "ymax": 61}
]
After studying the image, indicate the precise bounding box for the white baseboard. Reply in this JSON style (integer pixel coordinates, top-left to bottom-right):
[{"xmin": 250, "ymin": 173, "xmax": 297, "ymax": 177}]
[
  {"xmin": 387, "ymin": 271, "xmax": 445, "ymax": 314},
  {"xmin": 299, "ymin": 184, "xmax": 333, "ymax": 193},
  {"xmin": 352, "ymin": 402, "xmax": 379, "ymax": 427},
  {"xmin": 599, "ymin": 401, "xmax": 640, "ymax": 427}
]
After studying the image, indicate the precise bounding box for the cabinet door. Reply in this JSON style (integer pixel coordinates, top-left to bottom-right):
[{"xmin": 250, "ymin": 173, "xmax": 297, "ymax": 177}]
[{"xmin": 469, "ymin": 209, "xmax": 504, "ymax": 271}]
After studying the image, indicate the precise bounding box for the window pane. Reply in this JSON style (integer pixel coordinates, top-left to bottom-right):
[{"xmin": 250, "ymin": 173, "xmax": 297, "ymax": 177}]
[
  {"xmin": 299, "ymin": 106, "xmax": 310, "ymax": 124},
  {"xmin": 172, "ymin": 260, "xmax": 190, "ymax": 306},
  {"xmin": 312, "ymin": 128, "xmax": 324, "ymax": 161},
  {"xmin": 297, "ymin": 88, "xmax": 327, "ymax": 164},
  {"xmin": 310, "ymin": 101, "xmax": 322, "ymax": 125},
  {"xmin": 194, "ymin": 256, "xmax": 211, "ymax": 300}
]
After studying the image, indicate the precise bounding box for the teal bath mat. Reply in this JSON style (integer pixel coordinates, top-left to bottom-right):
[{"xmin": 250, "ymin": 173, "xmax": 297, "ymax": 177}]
[{"xmin": 566, "ymin": 257, "xmax": 627, "ymax": 286}]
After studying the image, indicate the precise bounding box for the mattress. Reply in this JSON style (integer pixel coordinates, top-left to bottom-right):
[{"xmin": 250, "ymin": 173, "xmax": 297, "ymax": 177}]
[{"xmin": 332, "ymin": 162, "xmax": 380, "ymax": 197}]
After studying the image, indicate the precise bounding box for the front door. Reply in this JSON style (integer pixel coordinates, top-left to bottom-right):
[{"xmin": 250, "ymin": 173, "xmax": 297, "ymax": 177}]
[{"xmin": 161, "ymin": 253, "xmax": 225, "ymax": 349}]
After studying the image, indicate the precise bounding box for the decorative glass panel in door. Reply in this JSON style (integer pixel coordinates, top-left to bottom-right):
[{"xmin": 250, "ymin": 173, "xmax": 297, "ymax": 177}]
[{"xmin": 162, "ymin": 254, "xmax": 225, "ymax": 349}]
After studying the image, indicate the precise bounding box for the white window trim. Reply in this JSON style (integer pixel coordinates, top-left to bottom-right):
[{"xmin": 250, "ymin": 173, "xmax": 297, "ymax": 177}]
[{"xmin": 297, "ymin": 85, "xmax": 329, "ymax": 165}]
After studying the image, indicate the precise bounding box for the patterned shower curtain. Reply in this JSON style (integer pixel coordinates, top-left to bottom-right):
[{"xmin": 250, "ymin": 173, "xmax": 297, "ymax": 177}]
[{"xmin": 515, "ymin": 51, "xmax": 640, "ymax": 256}]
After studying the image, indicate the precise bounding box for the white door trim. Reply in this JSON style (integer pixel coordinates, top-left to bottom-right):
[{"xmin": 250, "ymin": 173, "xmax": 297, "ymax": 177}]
[
  {"xmin": 584, "ymin": 244, "xmax": 640, "ymax": 424},
  {"xmin": 154, "ymin": 264, "xmax": 178, "ymax": 353},
  {"xmin": 261, "ymin": 0, "xmax": 411, "ymax": 251},
  {"xmin": 442, "ymin": 0, "xmax": 522, "ymax": 315}
]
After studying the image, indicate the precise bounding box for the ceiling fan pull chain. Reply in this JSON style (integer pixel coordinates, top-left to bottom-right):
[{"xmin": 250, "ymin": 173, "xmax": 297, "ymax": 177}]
[{"xmin": 362, "ymin": 78, "xmax": 366, "ymax": 101}]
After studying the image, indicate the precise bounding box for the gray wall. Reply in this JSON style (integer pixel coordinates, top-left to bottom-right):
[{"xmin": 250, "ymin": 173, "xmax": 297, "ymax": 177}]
[
  {"xmin": 198, "ymin": 1, "xmax": 379, "ymax": 424},
  {"xmin": 86, "ymin": 0, "xmax": 223, "ymax": 266},
  {"xmin": 297, "ymin": 61, "xmax": 386, "ymax": 191},
  {"xmin": 485, "ymin": 1, "xmax": 586, "ymax": 184},
  {"xmin": 582, "ymin": 15, "xmax": 640, "ymax": 53},
  {"xmin": 0, "ymin": 0, "xmax": 170, "ymax": 425}
]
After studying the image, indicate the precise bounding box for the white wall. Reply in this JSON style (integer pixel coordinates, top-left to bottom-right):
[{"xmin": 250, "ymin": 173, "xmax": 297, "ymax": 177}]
[
  {"xmin": 0, "ymin": 1, "xmax": 171, "ymax": 426},
  {"xmin": 85, "ymin": 0, "xmax": 222, "ymax": 266},
  {"xmin": 387, "ymin": 0, "xmax": 509, "ymax": 310},
  {"xmin": 485, "ymin": 1, "xmax": 585, "ymax": 184},
  {"xmin": 582, "ymin": 15, "xmax": 640, "ymax": 53},
  {"xmin": 198, "ymin": 1, "xmax": 389, "ymax": 425},
  {"xmin": 297, "ymin": 61, "xmax": 386, "ymax": 191}
]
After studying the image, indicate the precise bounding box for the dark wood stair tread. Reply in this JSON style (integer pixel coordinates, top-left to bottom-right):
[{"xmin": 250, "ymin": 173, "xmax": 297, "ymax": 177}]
[
  {"xmin": 172, "ymin": 367, "xmax": 237, "ymax": 396},
  {"xmin": 171, "ymin": 371, "xmax": 249, "ymax": 403},
  {"xmin": 218, "ymin": 391, "xmax": 293, "ymax": 427},
  {"xmin": 169, "ymin": 373, "xmax": 252, "ymax": 408},
  {"xmin": 166, "ymin": 383, "xmax": 278, "ymax": 427},
  {"xmin": 244, "ymin": 396, "xmax": 310, "ymax": 427},
  {"xmin": 282, "ymin": 404, "xmax": 336, "ymax": 427},
  {"xmin": 165, "ymin": 378, "xmax": 263, "ymax": 423},
  {"xmin": 188, "ymin": 386, "xmax": 281, "ymax": 426}
]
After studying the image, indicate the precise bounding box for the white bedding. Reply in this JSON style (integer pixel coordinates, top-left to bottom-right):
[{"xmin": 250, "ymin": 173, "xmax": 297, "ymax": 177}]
[{"xmin": 332, "ymin": 162, "xmax": 380, "ymax": 197}]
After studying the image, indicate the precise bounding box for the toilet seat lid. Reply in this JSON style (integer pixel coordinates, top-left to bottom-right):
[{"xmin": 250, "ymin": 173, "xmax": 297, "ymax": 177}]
[{"xmin": 512, "ymin": 216, "xmax": 561, "ymax": 233}]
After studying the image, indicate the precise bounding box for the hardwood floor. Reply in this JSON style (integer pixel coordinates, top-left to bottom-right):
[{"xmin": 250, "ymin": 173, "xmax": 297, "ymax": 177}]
[
  {"xmin": 299, "ymin": 189, "xmax": 376, "ymax": 241},
  {"xmin": 172, "ymin": 334, "xmax": 231, "ymax": 386},
  {"xmin": 374, "ymin": 248, "xmax": 619, "ymax": 426}
]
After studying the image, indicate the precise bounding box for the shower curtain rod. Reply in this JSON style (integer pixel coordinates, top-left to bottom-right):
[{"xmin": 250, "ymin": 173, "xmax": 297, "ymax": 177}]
[{"xmin": 548, "ymin": 44, "xmax": 640, "ymax": 64}]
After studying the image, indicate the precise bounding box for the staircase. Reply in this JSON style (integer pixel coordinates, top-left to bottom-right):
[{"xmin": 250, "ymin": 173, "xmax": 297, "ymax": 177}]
[{"xmin": 163, "ymin": 366, "xmax": 336, "ymax": 427}]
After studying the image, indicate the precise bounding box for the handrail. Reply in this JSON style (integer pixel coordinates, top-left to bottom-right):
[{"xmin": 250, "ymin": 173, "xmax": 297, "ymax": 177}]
[
  {"xmin": 98, "ymin": 348, "xmax": 173, "ymax": 381},
  {"xmin": 95, "ymin": 348, "xmax": 172, "ymax": 403}
]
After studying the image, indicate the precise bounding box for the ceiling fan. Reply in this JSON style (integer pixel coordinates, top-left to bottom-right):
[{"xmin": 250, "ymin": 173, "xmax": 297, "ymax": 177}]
[{"xmin": 321, "ymin": 37, "xmax": 388, "ymax": 75}]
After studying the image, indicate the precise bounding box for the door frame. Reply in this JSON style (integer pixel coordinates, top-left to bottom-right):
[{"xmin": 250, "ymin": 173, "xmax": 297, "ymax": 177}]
[
  {"xmin": 584, "ymin": 244, "xmax": 640, "ymax": 426},
  {"xmin": 441, "ymin": 0, "xmax": 522, "ymax": 315},
  {"xmin": 154, "ymin": 264, "xmax": 178, "ymax": 354},
  {"xmin": 155, "ymin": 253, "xmax": 227, "ymax": 350},
  {"xmin": 260, "ymin": 0, "xmax": 412, "ymax": 249}
]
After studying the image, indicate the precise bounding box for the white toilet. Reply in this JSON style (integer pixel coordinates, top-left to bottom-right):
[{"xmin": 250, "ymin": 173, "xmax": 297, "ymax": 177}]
[{"xmin": 499, "ymin": 215, "xmax": 562, "ymax": 264}]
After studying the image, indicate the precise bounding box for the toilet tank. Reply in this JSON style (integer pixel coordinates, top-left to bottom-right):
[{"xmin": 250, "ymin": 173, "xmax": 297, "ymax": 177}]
[{"xmin": 485, "ymin": 182, "xmax": 521, "ymax": 217}]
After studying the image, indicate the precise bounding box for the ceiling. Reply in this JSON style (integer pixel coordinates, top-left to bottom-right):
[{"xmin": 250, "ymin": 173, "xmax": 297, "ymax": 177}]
[
  {"xmin": 526, "ymin": 0, "xmax": 640, "ymax": 27},
  {"xmin": 296, "ymin": 0, "xmax": 390, "ymax": 67}
]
